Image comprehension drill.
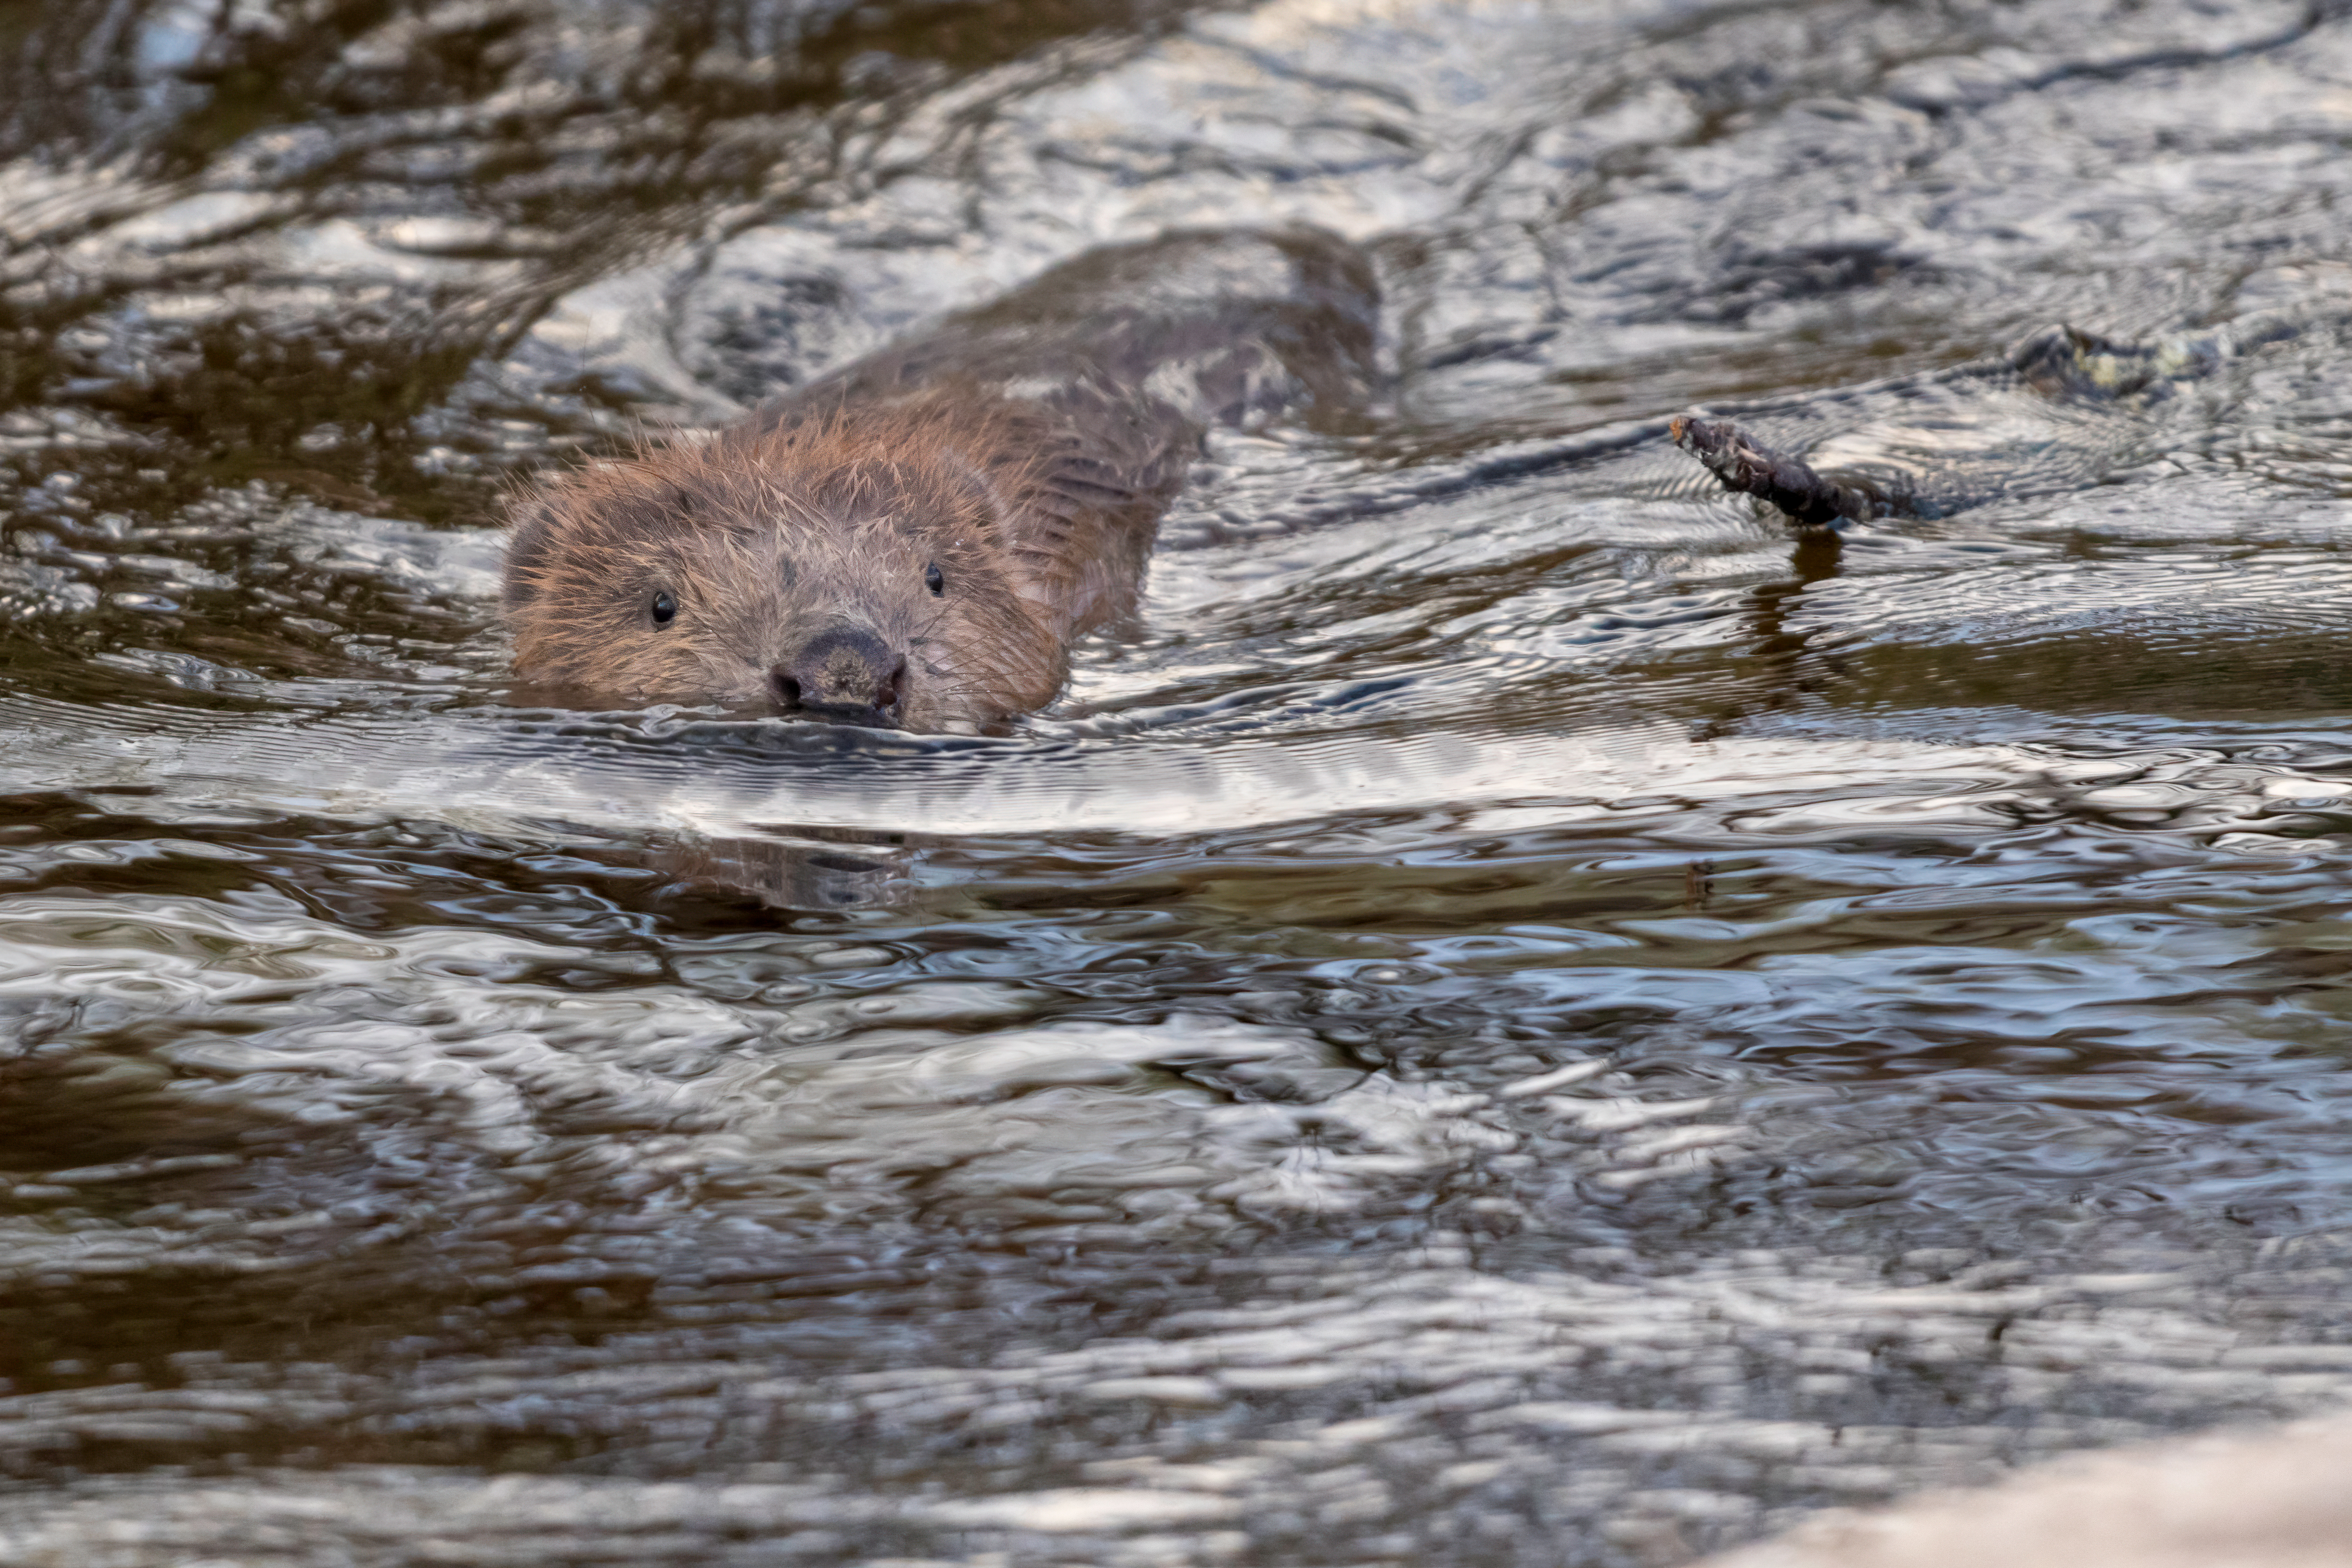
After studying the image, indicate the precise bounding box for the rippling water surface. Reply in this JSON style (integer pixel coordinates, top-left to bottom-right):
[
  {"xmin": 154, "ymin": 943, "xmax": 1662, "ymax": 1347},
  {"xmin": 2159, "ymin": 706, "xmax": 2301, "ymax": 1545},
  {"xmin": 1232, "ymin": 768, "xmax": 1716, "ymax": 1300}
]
[{"xmin": 8, "ymin": 1, "xmax": 2352, "ymax": 1563}]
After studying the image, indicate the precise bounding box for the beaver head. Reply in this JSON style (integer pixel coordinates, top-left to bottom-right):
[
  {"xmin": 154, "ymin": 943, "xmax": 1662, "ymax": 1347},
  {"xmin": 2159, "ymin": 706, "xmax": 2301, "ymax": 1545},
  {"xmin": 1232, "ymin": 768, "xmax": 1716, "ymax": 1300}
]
[{"xmin": 503, "ymin": 400, "xmax": 1069, "ymax": 732}]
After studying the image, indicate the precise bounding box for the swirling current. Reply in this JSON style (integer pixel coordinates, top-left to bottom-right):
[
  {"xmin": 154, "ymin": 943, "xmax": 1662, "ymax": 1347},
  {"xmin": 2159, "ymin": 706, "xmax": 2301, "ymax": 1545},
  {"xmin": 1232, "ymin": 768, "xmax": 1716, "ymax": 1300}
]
[{"xmin": 7, "ymin": 1, "xmax": 2352, "ymax": 1564}]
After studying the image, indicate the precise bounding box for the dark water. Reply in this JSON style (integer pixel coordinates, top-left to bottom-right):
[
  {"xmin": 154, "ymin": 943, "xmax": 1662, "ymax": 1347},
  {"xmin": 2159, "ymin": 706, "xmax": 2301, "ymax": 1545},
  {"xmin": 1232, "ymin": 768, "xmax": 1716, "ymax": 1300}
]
[{"xmin": 8, "ymin": 1, "xmax": 2352, "ymax": 1563}]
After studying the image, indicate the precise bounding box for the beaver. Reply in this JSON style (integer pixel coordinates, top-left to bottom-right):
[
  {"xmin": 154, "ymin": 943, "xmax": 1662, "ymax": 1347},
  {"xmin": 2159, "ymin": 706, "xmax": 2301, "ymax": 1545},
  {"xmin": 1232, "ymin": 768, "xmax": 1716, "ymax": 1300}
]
[{"xmin": 504, "ymin": 227, "xmax": 1381, "ymax": 732}]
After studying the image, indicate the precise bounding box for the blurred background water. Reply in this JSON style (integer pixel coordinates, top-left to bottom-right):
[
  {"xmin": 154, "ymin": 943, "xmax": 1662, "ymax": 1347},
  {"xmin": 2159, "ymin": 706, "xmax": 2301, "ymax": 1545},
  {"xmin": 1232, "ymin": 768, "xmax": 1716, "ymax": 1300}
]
[{"xmin": 7, "ymin": 1, "xmax": 2352, "ymax": 1563}]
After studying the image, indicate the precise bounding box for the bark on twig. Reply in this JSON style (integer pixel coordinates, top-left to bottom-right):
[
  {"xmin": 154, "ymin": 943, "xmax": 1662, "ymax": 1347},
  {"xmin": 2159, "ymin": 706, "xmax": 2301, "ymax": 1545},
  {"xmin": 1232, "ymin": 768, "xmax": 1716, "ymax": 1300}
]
[{"xmin": 1670, "ymin": 415, "xmax": 1874, "ymax": 530}]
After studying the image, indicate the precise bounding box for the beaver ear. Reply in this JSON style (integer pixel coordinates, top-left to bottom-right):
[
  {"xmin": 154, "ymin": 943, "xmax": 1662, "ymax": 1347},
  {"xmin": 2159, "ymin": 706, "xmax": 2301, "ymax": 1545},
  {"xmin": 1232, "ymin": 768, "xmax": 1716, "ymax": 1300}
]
[
  {"xmin": 504, "ymin": 505, "xmax": 557, "ymax": 610},
  {"xmin": 936, "ymin": 449, "xmax": 1010, "ymax": 536}
]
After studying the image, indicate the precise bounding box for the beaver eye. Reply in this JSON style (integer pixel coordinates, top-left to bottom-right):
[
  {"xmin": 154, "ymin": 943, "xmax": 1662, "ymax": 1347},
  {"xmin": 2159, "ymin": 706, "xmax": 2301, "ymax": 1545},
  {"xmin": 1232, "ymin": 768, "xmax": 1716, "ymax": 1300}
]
[
  {"xmin": 650, "ymin": 590, "xmax": 677, "ymax": 626},
  {"xmin": 924, "ymin": 562, "xmax": 944, "ymax": 596}
]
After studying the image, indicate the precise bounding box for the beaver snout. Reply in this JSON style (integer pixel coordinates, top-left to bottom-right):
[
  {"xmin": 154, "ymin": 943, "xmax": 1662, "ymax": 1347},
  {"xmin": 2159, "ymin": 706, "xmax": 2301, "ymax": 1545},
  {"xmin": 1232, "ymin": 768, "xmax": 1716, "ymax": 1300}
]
[{"xmin": 773, "ymin": 625, "xmax": 907, "ymax": 727}]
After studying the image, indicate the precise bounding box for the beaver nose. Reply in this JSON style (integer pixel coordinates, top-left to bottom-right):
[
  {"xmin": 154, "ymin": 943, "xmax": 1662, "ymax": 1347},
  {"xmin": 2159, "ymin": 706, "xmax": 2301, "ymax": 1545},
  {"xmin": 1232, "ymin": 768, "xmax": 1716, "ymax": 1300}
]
[{"xmin": 772, "ymin": 626, "xmax": 906, "ymax": 727}]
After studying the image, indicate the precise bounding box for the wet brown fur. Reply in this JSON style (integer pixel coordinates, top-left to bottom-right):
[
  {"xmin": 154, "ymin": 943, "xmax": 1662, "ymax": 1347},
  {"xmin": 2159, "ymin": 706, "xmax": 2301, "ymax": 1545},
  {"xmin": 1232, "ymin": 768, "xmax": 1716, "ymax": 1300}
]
[{"xmin": 504, "ymin": 384, "xmax": 1170, "ymax": 732}]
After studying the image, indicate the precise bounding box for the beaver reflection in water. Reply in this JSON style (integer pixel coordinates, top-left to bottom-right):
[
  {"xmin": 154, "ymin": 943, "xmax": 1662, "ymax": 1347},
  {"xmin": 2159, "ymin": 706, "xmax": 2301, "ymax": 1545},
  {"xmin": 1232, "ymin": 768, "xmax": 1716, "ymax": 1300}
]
[{"xmin": 504, "ymin": 228, "xmax": 1379, "ymax": 732}]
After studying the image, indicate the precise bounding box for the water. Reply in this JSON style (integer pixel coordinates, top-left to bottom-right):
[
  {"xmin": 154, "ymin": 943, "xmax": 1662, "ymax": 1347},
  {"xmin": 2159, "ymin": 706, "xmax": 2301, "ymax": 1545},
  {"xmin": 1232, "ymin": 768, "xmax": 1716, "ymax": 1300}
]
[{"xmin": 7, "ymin": 0, "xmax": 2352, "ymax": 1563}]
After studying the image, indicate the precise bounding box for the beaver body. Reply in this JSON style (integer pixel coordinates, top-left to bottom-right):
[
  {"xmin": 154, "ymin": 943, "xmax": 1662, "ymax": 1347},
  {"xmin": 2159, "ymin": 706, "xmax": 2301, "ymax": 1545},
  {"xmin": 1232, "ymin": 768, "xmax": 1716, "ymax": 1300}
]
[{"xmin": 504, "ymin": 228, "xmax": 1380, "ymax": 731}]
